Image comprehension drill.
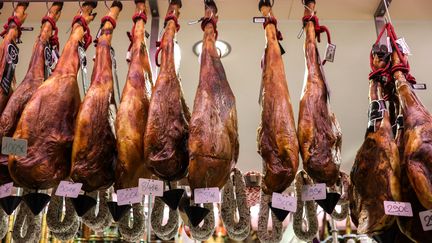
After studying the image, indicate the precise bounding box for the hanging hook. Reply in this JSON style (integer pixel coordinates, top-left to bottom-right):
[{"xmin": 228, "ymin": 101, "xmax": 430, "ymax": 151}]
[{"xmin": 104, "ymin": 0, "xmax": 109, "ymax": 10}]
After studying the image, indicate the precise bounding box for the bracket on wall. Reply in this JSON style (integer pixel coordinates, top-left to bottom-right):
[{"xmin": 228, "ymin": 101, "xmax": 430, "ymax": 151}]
[
  {"xmin": 374, "ymin": 0, "xmax": 392, "ymax": 36},
  {"xmin": 149, "ymin": 0, "xmax": 160, "ymax": 81}
]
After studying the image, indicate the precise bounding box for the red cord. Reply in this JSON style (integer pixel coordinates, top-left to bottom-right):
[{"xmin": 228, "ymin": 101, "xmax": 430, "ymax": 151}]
[
  {"xmin": 263, "ymin": 16, "xmax": 283, "ymax": 41},
  {"xmin": 155, "ymin": 11, "xmax": 181, "ymax": 67},
  {"xmin": 41, "ymin": 16, "xmax": 59, "ymax": 51},
  {"xmin": 127, "ymin": 12, "xmax": 148, "ymax": 53},
  {"xmin": 0, "ymin": 16, "xmax": 23, "ymax": 40},
  {"xmin": 201, "ymin": 16, "xmax": 218, "ymax": 40},
  {"xmin": 71, "ymin": 15, "xmax": 92, "ymax": 50},
  {"xmin": 94, "ymin": 16, "xmax": 117, "ymax": 46},
  {"xmin": 303, "ymin": 15, "xmax": 332, "ymax": 65}
]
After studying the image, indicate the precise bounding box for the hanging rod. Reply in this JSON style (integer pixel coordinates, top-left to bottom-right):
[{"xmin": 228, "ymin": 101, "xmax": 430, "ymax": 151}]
[{"xmin": 0, "ymin": 0, "xmax": 137, "ymax": 2}]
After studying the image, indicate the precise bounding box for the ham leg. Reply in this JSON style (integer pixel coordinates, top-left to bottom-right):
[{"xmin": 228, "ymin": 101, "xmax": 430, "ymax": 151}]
[
  {"xmin": 70, "ymin": 2, "xmax": 122, "ymax": 192},
  {"xmin": 257, "ymin": 4, "xmax": 299, "ymax": 194},
  {"xmin": 349, "ymin": 55, "xmax": 401, "ymax": 235},
  {"xmin": 144, "ymin": 0, "xmax": 190, "ymax": 182},
  {"xmin": 298, "ymin": 0, "xmax": 341, "ymax": 186},
  {"xmin": 0, "ymin": 3, "xmax": 62, "ymax": 185},
  {"xmin": 8, "ymin": 3, "xmax": 96, "ymax": 189},
  {"xmin": 188, "ymin": 1, "xmax": 239, "ymax": 191},
  {"xmin": 115, "ymin": 1, "xmax": 153, "ymax": 190}
]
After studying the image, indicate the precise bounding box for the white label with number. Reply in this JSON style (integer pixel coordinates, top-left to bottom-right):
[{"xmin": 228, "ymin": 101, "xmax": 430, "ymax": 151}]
[
  {"xmin": 1, "ymin": 137, "xmax": 27, "ymax": 157},
  {"xmin": 396, "ymin": 37, "xmax": 412, "ymax": 55},
  {"xmin": 0, "ymin": 182, "xmax": 13, "ymax": 199},
  {"xmin": 117, "ymin": 187, "xmax": 141, "ymax": 206},
  {"xmin": 271, "ymin": 192, "xmax": 297, "ymax": 212},
  {"xmin": 138, "ymin": 179, "xmax": 164, "ymax": 197},
  {"xmin": 384, "ymin": 201, "xmax": 413, "ymax": 217},
  {"xmin": 301, "ymin": 183, "xmax": 326, "ymax": 201},
  {"xmin": 55, "ymin": 181, "xmax": 82, "ymax": 198},
  {"xmin": 194, "ymin": 187, "xmax": 220, "ymax": 204},
  {"xmin": 419, "ymin": 210, "xmax": 432, "ymax": 231}
]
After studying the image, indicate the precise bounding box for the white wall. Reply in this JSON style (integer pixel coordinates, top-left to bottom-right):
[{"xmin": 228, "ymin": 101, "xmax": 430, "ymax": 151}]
[{"xmin": 10, "ymin": 18, "xmax": 432, "ymax": 174}]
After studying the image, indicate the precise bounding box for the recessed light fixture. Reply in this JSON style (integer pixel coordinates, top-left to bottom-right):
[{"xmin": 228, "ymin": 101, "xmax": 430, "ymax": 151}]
[{"xmin": 193, "ymin": 40, "xmax": 231, "ymax": 58}]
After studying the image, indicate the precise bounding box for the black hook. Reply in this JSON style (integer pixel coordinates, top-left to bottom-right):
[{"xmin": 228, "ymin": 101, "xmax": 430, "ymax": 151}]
[
  {"xmin": 204, "ymin": 0, "xmax": 218, "ymax": 13},
  {"xmin": 258, "ymin": 0, "xmax": 274, "ymax": 11},
  {"xmin": 169, "ymin": 0, "xmax": 183, "ymax": 8}
]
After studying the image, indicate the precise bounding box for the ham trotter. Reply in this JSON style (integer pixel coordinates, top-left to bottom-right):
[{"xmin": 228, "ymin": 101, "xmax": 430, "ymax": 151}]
[
  {"xmin": 115, "ymin": 0, "xmax": 153, "ymax": 190},
  {"xmin": 0, "ymin": 2, "xmax": 29, "ymax": 114},
  {"xmin": 0, "ymin": 3, "xmax": 63, "ymax": 185},
  {"xmin": 188, "ymin": 0, "xmax": 239, "ymax": 191},
  {"xmin": 298, "ymin": 0, "xmax": 341, "ymax": 186},
  {"xmin": 257, "ymin": 0, "xmax": 298, "ymax": 195},
  {"xmin": 144, "ymin": 0, "xmax": 190, "ymax": 182},
  {"xmin": 349, "ymin": 50, "xmax": 401, "ymax": 235},
  {"xmin": 70, "ymin": 1, "xmax": 123, "ymax": 192},
  {"xmin": 8, "ymin": 2, "xmax": 97, "ymax": 190}
]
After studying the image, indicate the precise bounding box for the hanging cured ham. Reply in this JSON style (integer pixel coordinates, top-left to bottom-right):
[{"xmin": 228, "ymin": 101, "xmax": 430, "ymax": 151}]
[
  {"xmin": 70, "ymin": 2, "xmax": 122, "ymax": 192},
  {"xmin": 256, "ymin": 1, "xmax": 298, "ymax": 194},
  {"xmin": 8, "ymin": 2, "xmax": 97, "ymax": 189},
  {"xmin": 144, "ymin": 0, "xmax": 190, "ymax": 182},
  {"xmin": 392, "ymin": 41, "xmax": 432, "ymax": 211},
  {"xmin": 115, "ymin": 0, "xmax": 153, "ymax": 190},
  {"xmin": 0, "ymin": 3, "xmax": 29, "ymax": 115},
  {"xmin": 188, "ymin": 0, "xmax": 238, "ymax": 191},
  {"xmin": 349, "ymin": 51, "xmax": 401, "ymax": 234},
  {"xmin": 0, "ymin": 3, "xmax": 63, "ymax": 185},
  {"xmin": 298, "ymin": 0, "xmax": 341, "ymax": 186}
]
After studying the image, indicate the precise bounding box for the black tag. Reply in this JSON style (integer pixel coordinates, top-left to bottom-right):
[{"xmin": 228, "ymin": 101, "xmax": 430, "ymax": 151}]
[
  {"xmin": 44, "ymin": 45, "xmax": 53, "ymax": 80},
  {"xmin": 367, "ymin": 100, "xmax": 385, "ymax": 132},
  {"xmin": 253, "ymin": 17, "xmax": 266, "ymax": 23},
  {"xmin": 396, "ymin": 115, "xmax": 404, "ymax": 130},
  {"xmin": 279, "ymin": 42, "xmax": 286, "ymax": 56},
  {"xmin": 1, "ymin": 43, "xmax": 19, "ymax": 95},
  {"xmin": 78, "ymin": 44, "xmax": 89, "ymax": 94},
  {"xmin": 411, "ymin": 83, "xmax": 427, "ymax": 90}
]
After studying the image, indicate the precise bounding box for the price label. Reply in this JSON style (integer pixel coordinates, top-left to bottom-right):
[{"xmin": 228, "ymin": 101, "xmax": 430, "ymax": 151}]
[
  {"xmin": 252, "ymin": 17, "xmax": 266, "ymax": 23},
  {"xmin": 411, "ymin": 83, "xmax": 427, "ymax": 90},
  {"xmin": 1, "ymin": 137, "xmax": 27, "ymax": 157},
  {"xmin": 138, "ymin": 179, "xmax": 164, "ymax": 197},
  {"xmin": 194, "ymin": 187, "xmax": 220, "ymax": 204},
  {"xmin": 0, "ymin": 182, "xmax": 13, "ymax": 199},
  {"xmin": 271, "ymin": 192, "xmax": 297, "ymax": 212},
  {"xmin": 396, "ymin": 37, "xmax": 412, "ymax": 55},
  {"xmin": 384, "ymin": 201, "xmax": 413, "ymax": 217},
  {"xmin": 55, "ymin": 181, "xmax": 82, "ymax": 198},
  {"xmin": 301, "ymin": 183, "xmax": 326, "ymax": 201},
  {"xmin": 325, "ymin": 43, "xmax": 336, "ymax": 63},
  {"xmin": 117, "ymin": 187, "xmax": 141, "ymax": 206},
  {"xmin": 419, "ymin": 210, "xmax": 432, "ymax": 231}
]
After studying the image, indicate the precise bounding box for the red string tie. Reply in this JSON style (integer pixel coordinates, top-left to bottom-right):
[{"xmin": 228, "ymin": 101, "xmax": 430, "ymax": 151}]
[
  {"xmin": 0, "ymin": 16, "xmax": 23, "ymax": 40},
  {"xmin": 71, "ymin": 15, "xmax": 92, "ymax": 50}
]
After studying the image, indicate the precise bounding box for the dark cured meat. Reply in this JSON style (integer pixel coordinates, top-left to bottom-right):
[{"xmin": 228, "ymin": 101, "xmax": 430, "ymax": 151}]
[
  {"xmin": 349, "ymin": 56, "xmax": 401, "ymax": 235},
  {"xmin": 70, "ymin": 3, "xmax": 122, "ymax": 192},
  {"xmin": 298, "ymin": 1, "xmax": 341, "ymax": 186},
  {"xmin": 8, "ymin": 4, "xmax": 96, "ymax": 189},
  {"xmin": 393, "ymin": 51, "xmax": 432, "ymax": 210},
  {"xmin": 0, "ymin": 3, "xmax": 28, "ymax": 114},
  {"xmin": 0, "ymin": 3, "xmax": 63, "ymax": 185},
  {"xmin": 144, "ymin": 1, "xmax": 190, "ymax": 182},
  {"xmin": 188, "ymin": 2, "xmax": 239, "ymax": 191},
  {"xmin": 257, "ymin": 4, "xmax": 298, "ymax": 194},
  {"xmin": 115, "ymin": 1, "xmax": 153, "ymax": 190}
]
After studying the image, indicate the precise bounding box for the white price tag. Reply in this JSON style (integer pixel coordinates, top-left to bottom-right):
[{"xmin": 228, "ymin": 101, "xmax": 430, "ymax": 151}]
[
  {"xmin": 55, "ymin": 181, "xmax": 82, "ymax": 198},
  {"xmin": 396, "ymin": 37, "xmax": 412, "ymax": 55},
  {"xmin": 324, "ymin": 43, "xmax": 336, "ymax": 63},
  {"xmin": 301, "ymin": 183, "xmax": 326, "ymax": 201},
  {"xmin": 252, "ymin": 17, "xmax": 266, "ymax": 23},
  {"xmin": 271, "ymin": 192, "xmax": 297, "ymax": 212},
  {"xmin": 117, "ymin": 187, "xmax": 141, "ymax": 206},
  {"xmin": 1, "ymin": 137, "xmax": 27, "ymax": 157},
  {"xmin": 419, "ymin": 210, "xmax": 432, "ymax": 231},
  {"xmin": 384, "ymin": 201, "xmax": 413, "ymax": 217},
  {"xmin": 138, "ymin": 179, "xmax": 164, "ymax": 197},
  {"xmin": 0, "ymin": 182, "xmax": 13, "ymax": 199},
  {"xmin": 194, "ymin": 187, "xmax": 220, "ymax": 204}
]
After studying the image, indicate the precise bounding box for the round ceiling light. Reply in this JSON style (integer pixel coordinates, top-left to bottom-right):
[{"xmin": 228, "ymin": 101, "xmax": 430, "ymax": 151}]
[{"xmin": 193, "ymin": 40, "xmax": 231, "ymax": 58}]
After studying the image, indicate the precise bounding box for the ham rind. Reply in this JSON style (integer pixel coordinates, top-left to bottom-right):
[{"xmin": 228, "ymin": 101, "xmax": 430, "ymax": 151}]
[
  {"xmin": 257, "ymin": 4, "xmax": 298, "ymax": 194},
  {"xmin": 70, "ymin": 2, "xmax": 122, "ymax": 192},
  {"xmin": 188, "ymin": 1, "xmax": 239, "ymax": 191},
  {"xmin": 115, "ymin": 1, "xmax": 153, "ymax": 190},
  {"xmin": 8, "ymin": 3, "xmax": 96, "ymax": 190}
]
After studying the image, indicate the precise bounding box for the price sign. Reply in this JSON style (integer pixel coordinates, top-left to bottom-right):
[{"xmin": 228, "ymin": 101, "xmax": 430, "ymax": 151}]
[
  {"xmin": 1, "ymin": 137, "xmax": 27, "ymax": 157},
  {"xmin": 138, "ymin": 179, "xmax": 164, "ymax": 197},
  {"xmin": 419, "ymin": 210, "xmax": 432, "ymax": 231},
  {"xmin": 384, "ymin": 201, "xmax": 413, "ymax": 217},
  {"xmin": 301, "ymin": 183, "xmax": 326, "ymax": 201},
  {"xmin": 194, "ymin": 187, "xmax": 220, "ymax": 204},
  {"xmin": 271, "ymin": 192, "xmax": 297, "ymax": 212},
  {"xmin": 55, "ymin": 181, "xmax": 82, "ymax": 198},
  {"xmin": 0, "ymin": 182, "xmax": 13, "ymax": 199},
  {"xmin": 117, "ymin": 187, "xmax": 141, "ymax": 206}
]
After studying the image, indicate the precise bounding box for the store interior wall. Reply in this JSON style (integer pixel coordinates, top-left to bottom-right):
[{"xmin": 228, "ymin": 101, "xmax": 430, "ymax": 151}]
[{"xmin": 8, "ymin": 16, "xmax": 432, "ymax": 175}]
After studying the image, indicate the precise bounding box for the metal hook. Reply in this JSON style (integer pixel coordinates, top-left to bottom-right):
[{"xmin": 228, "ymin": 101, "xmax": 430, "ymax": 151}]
[{"xmin": 104, "ymin": 0, "xmax": 109, "ymax": 10}]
